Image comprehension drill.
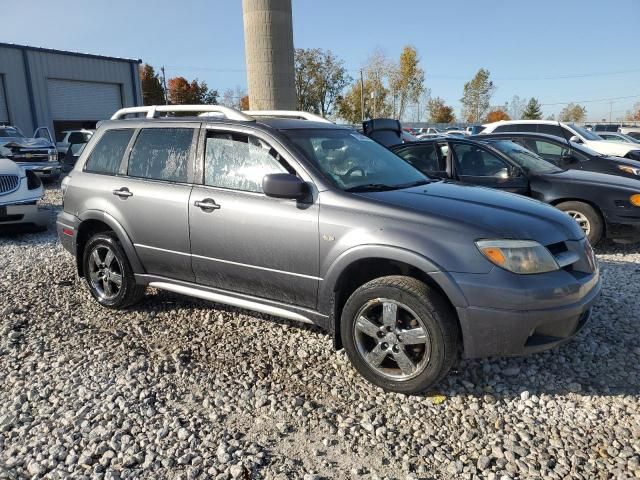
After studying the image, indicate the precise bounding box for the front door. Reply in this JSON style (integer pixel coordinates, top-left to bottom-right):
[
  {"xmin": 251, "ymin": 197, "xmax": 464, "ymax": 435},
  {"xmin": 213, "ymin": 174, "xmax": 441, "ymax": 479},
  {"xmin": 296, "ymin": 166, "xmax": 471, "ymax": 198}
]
[
  {"xmin": 189, "ymin": 128, "xmax": 319, "ymax": 309},
  {"xmin": 449, "ymin": 141, "xmax": 529, "ymax": 194}
]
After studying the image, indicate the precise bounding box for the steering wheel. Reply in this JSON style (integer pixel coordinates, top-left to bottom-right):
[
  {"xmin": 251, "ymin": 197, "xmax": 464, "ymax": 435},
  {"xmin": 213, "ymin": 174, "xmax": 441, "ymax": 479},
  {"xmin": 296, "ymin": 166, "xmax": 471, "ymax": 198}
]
[{"xmin": 344, "ymin": 166, "xmax": 365, "ymax": 177}]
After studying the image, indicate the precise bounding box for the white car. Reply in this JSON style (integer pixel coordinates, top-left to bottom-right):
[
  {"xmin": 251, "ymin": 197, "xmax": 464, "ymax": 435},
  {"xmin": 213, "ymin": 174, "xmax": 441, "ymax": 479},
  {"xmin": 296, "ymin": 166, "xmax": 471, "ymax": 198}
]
[
  {"xmin": 597, "ymin": 132, "xmax": 640, "ymax": 144},
  {"xmin": 0, "ymin": 156, "xmax": 48, "ymax": 229},
  {"xmin": 481, "ymin": 120, "xmax": 640, "ymax": 160}
]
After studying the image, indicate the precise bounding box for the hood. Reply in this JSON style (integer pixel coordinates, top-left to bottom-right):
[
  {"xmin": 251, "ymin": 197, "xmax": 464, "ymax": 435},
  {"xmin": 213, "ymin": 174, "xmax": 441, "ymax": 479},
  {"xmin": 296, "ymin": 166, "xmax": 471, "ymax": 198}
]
[
  {"xmin": 584, "ymin": 139, "xmax": 640, "ymax": 156},
  {"xmin": 0, "ymin": 137, "xmax": 54, "ymax": 149},
  {"xmin": 0, "ymin": 157, "xmax": 24, "ymax": 176},
  {"xmin": 359, "ymin": 180, "xmax": 584, "ymax": 245},
  {"xmin": 541, "ymin": 168, "xmax": 640, "ymax": 191}
]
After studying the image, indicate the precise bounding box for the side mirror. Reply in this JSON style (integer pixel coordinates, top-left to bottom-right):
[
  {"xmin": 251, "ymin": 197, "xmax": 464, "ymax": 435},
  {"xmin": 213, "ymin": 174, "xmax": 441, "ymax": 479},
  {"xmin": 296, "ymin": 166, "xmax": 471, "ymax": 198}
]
[
  {"xmin": 569, "ymin": 135, "xmax": 581, "ymax": 144},
  {"xmin": 262, "ymin": 173, "xmax": 309, "ymax": 200}
]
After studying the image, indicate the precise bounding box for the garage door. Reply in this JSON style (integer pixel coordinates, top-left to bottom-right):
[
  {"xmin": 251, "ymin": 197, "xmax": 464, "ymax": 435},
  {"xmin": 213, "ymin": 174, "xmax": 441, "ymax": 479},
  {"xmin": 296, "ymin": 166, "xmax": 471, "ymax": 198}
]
[
  {"xmin": 47, "ymin": 79, "xmax": 122, "ymax": 121},
  {"xmin": 0, "ymin": 76, "xmax": 8, "ymax": 123}
]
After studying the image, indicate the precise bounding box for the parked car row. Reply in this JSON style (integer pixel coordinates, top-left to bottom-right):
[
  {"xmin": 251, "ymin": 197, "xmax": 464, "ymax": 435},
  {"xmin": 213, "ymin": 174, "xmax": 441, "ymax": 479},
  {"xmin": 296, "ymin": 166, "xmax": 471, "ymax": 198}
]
[{"xmin": 52, "ymin": 105, "xmax": 603, "ymax": 395}]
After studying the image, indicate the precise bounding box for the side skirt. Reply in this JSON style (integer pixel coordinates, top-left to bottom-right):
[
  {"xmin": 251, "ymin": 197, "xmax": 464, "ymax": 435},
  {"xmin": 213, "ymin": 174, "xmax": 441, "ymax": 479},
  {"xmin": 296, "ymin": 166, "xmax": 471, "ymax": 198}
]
[{"xmin": 135, "ymin": 274, "xmax": 329, "ymax": 328}]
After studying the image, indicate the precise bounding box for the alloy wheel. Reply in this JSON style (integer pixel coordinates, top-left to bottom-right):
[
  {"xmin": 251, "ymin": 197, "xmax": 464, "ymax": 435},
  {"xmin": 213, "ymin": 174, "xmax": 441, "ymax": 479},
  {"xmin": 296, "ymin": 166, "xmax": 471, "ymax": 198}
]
[
  {"xmin": 353, "ymin": 298, "xmax": 432, "ymax": 381},
  {"xmin": 566, "ymin": 210, "xmax": 591, "ymax": 236},
  {"xmin": 87, "ymin": 245, "xmax": 124, "ymax": 300}
]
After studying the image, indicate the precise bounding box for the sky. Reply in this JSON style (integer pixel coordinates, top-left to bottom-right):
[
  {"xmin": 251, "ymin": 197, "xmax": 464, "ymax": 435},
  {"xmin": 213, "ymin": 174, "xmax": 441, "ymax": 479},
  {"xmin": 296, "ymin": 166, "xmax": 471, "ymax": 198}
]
[{"xmin": 3, "ymin": 0, "xmax": 639, "ymax": 121}]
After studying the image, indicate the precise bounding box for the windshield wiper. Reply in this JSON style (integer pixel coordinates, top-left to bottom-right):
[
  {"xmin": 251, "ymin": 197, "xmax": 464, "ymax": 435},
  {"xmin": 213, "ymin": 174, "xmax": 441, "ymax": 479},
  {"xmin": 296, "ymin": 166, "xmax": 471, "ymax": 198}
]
[
  {"xmin": 345, "ymin": 183, "xmax": 399, "ymax": 192},
  {"xmin": 395, "ymin": 179, "xmax": 432, "ymax": 188}
]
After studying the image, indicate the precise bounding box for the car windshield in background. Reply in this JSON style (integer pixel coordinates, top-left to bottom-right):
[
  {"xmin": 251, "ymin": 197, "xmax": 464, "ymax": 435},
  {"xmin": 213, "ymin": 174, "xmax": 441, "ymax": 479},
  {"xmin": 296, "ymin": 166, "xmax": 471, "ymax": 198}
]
[
  {"xmin": 569, "ymin": 140, "xmax": 605, "ymax": 157},
  {"xmin": 0, "ymin": 128, "xmax": 25, "ymax": 138},
  {"xmin": 568, "ymin": 124, "xmax": 602, "ymax": 141},
  {"xmin": 283, "ymin": 128, "xmax": 430, "ymax": 191},
  {"xmin": 486, "ymin": 140, "xmax": 564, "ymax": 174}
]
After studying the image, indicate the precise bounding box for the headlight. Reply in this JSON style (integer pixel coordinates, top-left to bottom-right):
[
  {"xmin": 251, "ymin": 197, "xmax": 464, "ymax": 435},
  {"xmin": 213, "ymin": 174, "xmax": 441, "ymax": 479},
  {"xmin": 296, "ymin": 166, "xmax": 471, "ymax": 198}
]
[
  {"xmin": 618, "ymin": 165, "xmax": 640, "ymax": 176},
  {"xmin": 475, "ymin": 239, "xmax": 559, "ymax": 274},
  {"xmin": 630, "ymin": 194, "xmax": 640, "ymax": 207},
  {"xmin": 48, "ymin": 148, "xmax": 58, "ymax": 162}
]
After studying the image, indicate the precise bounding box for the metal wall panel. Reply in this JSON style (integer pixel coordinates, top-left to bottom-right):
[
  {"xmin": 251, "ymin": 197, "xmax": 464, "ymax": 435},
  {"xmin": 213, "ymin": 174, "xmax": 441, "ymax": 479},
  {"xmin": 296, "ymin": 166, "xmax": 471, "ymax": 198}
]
[
  {"xmin": 0, "ymin": 76, "xmax": 8, "ymax": 123},
  {"xmin": 0, "ymin": 46, "xmax": 34, "ymax": 133},
  {"xmin": 47, "ymin": 79, "xmax": 122, "ymax": 120}
]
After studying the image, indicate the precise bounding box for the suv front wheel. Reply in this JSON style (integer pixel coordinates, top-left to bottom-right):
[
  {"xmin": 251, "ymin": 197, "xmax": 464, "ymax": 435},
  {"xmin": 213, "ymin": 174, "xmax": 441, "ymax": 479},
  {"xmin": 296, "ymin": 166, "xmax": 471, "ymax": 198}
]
[
  {"xmin": 82, "ymin": 232, "xmax": 145, "ymax": 309},
  {"xmin": 341, "ymin": 275, "xmax": 459, "ymax": 394}
]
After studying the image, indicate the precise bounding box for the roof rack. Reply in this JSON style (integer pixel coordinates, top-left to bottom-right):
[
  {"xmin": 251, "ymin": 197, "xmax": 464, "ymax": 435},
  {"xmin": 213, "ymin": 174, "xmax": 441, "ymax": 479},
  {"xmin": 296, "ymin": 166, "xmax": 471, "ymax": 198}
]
[
  {"xmin": 243, "ymin": 110, "xmax": 333, "ymax": 124},
  {"xmin": 111, "ymin": 105, "xmax": 254, "ymax": 121}
]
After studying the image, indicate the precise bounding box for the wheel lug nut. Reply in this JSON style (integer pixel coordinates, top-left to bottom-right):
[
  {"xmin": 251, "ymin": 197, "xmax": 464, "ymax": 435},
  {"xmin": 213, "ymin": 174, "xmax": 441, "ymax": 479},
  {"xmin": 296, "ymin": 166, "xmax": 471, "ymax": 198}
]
[
  {"xmin": 381, "ymin": 342, "xmax": 388, "ymax": 350},
  {"xmin": 392, "ymin": 345, "xmax": 400, "ymax": 353},
  {"xmin": 377, "ymin": 331, "xmax": 385, "ymax": 338}
]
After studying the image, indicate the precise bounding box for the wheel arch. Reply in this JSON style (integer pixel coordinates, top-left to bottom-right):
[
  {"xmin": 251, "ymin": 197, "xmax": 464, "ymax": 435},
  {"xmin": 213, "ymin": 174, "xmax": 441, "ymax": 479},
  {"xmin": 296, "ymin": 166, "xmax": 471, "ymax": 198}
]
[
  {"xmin": 549, "ymin": 198, "xmax": 606, "ymax": 232},
  {"xmin": 320, "ymin": 245, "xmax": 468, "ymax": 350},
  {"xmin": 75, "ymin": 211, "xmax": 144, "ymax": 276}
]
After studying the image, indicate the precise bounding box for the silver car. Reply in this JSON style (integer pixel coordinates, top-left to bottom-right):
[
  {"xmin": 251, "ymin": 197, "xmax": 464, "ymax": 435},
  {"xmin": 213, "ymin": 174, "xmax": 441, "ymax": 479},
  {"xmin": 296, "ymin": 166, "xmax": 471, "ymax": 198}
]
[{"xmin": 57, "ymin": 106, "xmax": 600, "ymax": 394}]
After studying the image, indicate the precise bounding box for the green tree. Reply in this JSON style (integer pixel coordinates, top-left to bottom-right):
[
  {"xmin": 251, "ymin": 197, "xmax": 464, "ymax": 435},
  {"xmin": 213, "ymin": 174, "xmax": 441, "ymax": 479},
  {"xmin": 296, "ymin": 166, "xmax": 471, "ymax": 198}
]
[
  {"xmin": 294, "ymin": 48, "xmax": 351, "ymax": 116},
  {"xmin": 460, "ymin": 68, "xmax": 495, "ymax": 123},
  {"xmin": 389, "ymin": 46, "xmax": 425, "ymax": 120},
  {"xmin": 559, "ymin": 103, "xmax": 587, "ymax": 122},
  {"xmin": 427, "ymin": 97, "xmax": 455, "ymax": 123},
  {"xmin": 139, "ymin": 64, "xmax": 165, "ymax": 106},
  {"xmin": 522, "ymin": 97, "xmax": 543, "ymax": 120}
]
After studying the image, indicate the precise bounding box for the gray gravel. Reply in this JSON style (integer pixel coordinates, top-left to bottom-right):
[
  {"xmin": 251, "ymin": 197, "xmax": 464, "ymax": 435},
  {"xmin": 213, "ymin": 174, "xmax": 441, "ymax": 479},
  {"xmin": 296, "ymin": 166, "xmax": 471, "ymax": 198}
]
[{"xmin": 0, "ymin": 183, "xmax": 639, "ymax": 479}]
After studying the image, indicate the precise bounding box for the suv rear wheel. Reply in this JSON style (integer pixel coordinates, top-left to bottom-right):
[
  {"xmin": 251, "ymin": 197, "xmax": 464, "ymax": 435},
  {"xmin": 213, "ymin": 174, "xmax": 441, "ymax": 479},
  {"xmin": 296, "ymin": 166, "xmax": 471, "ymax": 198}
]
[
  {"xmin": 341, "ymin": 275, "xmax": 459, "ymax": 394},
  {"xmin": 82, "ymin": 232, "xmax": 145, "ymax": 309}
]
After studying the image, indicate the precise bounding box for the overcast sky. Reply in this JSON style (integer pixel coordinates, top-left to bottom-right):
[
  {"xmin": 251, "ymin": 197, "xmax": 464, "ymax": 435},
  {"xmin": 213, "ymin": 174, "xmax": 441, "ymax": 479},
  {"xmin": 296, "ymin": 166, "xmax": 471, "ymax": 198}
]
[{"xmin": 3, "ymin": 0, "xmax": 639, "ymax": 121}]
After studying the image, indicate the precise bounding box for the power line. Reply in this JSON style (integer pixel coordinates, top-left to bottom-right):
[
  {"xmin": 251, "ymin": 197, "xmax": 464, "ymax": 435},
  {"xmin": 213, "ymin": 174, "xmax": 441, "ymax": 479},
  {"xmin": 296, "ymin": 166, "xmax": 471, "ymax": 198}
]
[{"xmin": 540, "ymin": 94, "xmax": 640, "ymax": 106}]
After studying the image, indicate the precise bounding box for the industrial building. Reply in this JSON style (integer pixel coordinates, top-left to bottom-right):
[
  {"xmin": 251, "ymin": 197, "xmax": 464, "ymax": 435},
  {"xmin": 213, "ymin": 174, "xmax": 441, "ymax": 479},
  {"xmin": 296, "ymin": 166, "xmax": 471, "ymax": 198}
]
[{"xmin": 0, "ymin": 43, "xmax": 141, "ymax": 138}]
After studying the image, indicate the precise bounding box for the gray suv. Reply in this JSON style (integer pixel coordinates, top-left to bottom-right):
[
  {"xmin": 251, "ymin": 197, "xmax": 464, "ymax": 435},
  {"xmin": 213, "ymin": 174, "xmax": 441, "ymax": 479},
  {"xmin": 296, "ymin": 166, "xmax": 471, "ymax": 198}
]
[{"xmin": 57, "ymin": 106, "xmax": 601, "ymax": 394}]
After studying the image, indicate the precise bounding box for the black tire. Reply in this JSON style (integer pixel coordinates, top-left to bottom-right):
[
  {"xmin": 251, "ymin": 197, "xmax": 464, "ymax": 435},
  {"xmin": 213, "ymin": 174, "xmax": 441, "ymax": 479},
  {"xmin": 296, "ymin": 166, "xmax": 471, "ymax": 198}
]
[
  {"xmin": 340, "ymin": 275, "xmax": 459, "ymax": 394},
  {"xmin": 82, "ymin": 232, "xmax": 145, "ymax": 309},
  {"xmin": 555, "ymin": 201, "xmax": 603, "ymax": 245}
]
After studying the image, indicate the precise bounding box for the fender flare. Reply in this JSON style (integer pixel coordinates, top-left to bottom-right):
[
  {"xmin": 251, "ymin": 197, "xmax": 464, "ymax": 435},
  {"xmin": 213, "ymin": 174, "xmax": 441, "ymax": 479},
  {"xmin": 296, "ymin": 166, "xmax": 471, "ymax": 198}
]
[
  {"xmin": 77, "ymin": 210, "xmax": 145, "ymax": 274},
  {"xmin": 318, "ymin": 244, "xmax": 469, "ymax": 314}
]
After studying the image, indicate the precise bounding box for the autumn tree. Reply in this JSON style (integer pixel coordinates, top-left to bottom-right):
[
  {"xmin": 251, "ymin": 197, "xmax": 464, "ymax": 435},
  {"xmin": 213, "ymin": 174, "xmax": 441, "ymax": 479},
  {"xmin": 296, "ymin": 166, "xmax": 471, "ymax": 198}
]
[
  {"xmin": 139, "ymin": 64, "xmax": 165, "ymax": 106},
  {"xmin": 336, "ymin": 78, "xmax": 391, "ymax": 124},
  {"xmin": 167, "ymin": 77, "xmax": 216, "ymax": 105},
  {"xmin": 220, "ymin": 86, "xmax": 247, "ymax": 109},
  {"xmin": 485, "ymin": 109, "xmax": 511, "ymax": 122},
  {"xmin": 388, "ymin": 46, "xmax": 425, "ymax": 120},
  {"xmin": 460, "ymin": 68, "xmax": 495, "ymax": 123},
  {"xmin": 626, "ymin": 102, "xmax": 640, "ymax": 121},
  {"xmin": 294, "ymin": 48, "xmax": 351, "ymax": 117},
  {"xmin": 427, "ymin": 97, "xmax": 455, "ymax": 123},
  {"xmin": 559, "ymin": 103, "xmax": 587, "ymax": 122},
  {"xmin": 239, "ymin": 95, "xmax": 250, "ymax": 110},
  {"xmin": 522, "ymin": 97, "xmax": 543, "ymax": 120}
]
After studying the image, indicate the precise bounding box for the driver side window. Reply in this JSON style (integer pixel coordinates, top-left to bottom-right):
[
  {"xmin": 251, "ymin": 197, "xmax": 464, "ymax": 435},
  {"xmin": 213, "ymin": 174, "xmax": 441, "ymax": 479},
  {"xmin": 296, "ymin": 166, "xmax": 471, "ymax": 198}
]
[{"xmin": 451, "ymin": 143, "xmax": 509, "ymax": 177}]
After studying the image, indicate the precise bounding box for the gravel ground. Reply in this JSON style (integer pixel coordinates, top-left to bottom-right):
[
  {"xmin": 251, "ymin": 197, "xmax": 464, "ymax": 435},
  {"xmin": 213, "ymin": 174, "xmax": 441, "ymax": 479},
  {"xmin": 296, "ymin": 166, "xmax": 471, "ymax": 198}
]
[{"xmin": 0, "ymin": 183, "xmax": 639, "ymax": 480}]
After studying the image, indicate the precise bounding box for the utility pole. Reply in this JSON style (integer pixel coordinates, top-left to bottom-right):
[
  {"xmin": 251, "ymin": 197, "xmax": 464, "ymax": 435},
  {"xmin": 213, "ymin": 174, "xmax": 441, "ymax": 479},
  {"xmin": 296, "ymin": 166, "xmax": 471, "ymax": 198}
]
[
  {"xmin": 161, "ymin": 66, "xmax": 169, "ymax": 105},
  {"xmin": 360, "ymin": 69, "xmax": 365, "ymax": 122}
]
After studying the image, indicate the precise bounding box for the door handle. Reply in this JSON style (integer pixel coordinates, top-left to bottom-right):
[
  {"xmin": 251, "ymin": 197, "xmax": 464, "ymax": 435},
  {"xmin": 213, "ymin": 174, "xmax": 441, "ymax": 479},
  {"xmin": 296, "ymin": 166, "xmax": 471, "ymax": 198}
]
[
  {"xmin": 194, "ymin": 198, "xmax": 220, "ymax": 211},
  {"xmin": 112, "ymin": 188, "xmax": 133, "ymax": 198}
]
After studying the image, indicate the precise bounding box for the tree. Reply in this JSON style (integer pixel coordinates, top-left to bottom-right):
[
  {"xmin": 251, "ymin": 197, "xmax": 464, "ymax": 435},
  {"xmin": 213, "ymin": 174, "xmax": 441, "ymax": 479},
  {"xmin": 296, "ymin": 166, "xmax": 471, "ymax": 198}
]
[
  {"xmin": 294, "ymin": 48, "xmax": 351, "ymax": 117},
  {"xmin": 167, "ymin": 77, "xmax": 215, "ymax": 105},
  {"xmin": 559, "ymin": 103, "xmax": 587, "ymax": 122},
  {"xmin": 626, "ymin": 102, "xmax": 640, "ymax": 121},
  {"xmin": 522, "ymin": 97, "xmax": 543, "ymax": 120},
  {"xmin": 139, "ymin": 64, "xmax": 165, "ymax": 106},
  {"xmin": 336, "ymin": 77, "xmax": 390, "ymax": 124},
  {"xmin": 427, "ymin": 97, "xmax": 455, "ymax": 123},
  {"xmin": 460, "ymin": 68, "xmax": 495, "ymax": 123},
  {"xmin": 506, "ymin": 95, "xmax": 526, "ymax": 120},
  {"xmin": 220, "ymin": 86, "xmax": 247, "ymax": 109},
  {"xmin": 239, "ymin": 95, "xmax": 250, "ymax": 110},
  {"xmin": 388, "ymin": 46, "xmax": 425, "ymax": 120},
  {"xmin": 485, "ymin": 109, "xmax": 510, "ymax": 122}
]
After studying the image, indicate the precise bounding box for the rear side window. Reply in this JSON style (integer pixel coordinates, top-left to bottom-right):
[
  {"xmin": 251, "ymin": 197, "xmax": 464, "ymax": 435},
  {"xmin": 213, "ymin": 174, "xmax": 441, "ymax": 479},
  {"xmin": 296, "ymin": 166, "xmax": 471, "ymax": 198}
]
[
  {"xmin": 395, "ymin": 143, "xmax": 443, "ymax": 173},
  {"xmin": 538, "ymin": 124, "xmax": 565, "ymax": 138},
  {"xmin": 204, "ymin": 132, "xmax": 288, "ymax": 193},
  {"xmin": 127, "ymin": 128, "xmax": 193, "ymax": 182},
  {"xmin": 84, "ymin": 129, "xmax": 133, "ymax": 175}
]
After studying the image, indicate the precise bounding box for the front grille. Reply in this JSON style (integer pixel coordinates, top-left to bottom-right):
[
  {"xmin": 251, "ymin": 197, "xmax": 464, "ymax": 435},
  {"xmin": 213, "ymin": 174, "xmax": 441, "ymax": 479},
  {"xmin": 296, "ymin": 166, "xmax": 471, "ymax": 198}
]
[{"xmin": 0, "ymin": 175, "xmax": 19, "ymax": 195}]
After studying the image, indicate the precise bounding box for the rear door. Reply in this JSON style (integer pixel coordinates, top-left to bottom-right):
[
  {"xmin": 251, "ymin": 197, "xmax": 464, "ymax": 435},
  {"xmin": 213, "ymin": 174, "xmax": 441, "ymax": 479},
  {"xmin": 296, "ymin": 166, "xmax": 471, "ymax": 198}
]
[
  {"xmin": 449, "ymin": 141, "xmax": 529, "ymax": 194},
  {"xmin": 105, "ymin": 123, "xmax": 198, "ymax": 282},
  {"xmin": 188, "ymin": 125, "xmax": 319, "ymax": 308}
]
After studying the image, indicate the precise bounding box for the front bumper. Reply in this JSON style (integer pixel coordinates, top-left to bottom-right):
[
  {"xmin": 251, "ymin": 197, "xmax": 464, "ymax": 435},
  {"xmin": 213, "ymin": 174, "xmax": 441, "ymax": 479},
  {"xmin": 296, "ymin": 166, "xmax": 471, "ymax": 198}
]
[
  {"xmin": 452, "ymin": 263, "xmax": 601, "ymax": 358},
  {"xmin": 603, "ymin": 208, "xmax": 640, "ymax": 242},
  {"xmin": 0, "ymin": 201, "xmax": 49, "ymax": 227},
  {"xmin": 17, "ymin": 162, "xmax": 61, "ymax": 180}
]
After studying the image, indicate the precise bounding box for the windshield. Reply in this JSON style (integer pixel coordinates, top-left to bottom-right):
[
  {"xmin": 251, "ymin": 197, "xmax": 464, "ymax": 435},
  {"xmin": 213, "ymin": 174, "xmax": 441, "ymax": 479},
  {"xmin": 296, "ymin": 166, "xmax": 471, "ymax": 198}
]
[
  {"xmin": 569, "ymin": 140, "xmax": 605, "ymax": 157},
  {"xmin": 0, "ymin": 127, "xmax": 25, "ymax": 139},
  {"xmin": 567, "ymin": 123, "xmax": 601, "ymax": 141},
  {"xmin": 486, "ymin": 140, "xmax": 564, "ymax": 174},
  {"xmin": 283, "ymin": 128, "xmax": 430, "ymax": 191}
]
